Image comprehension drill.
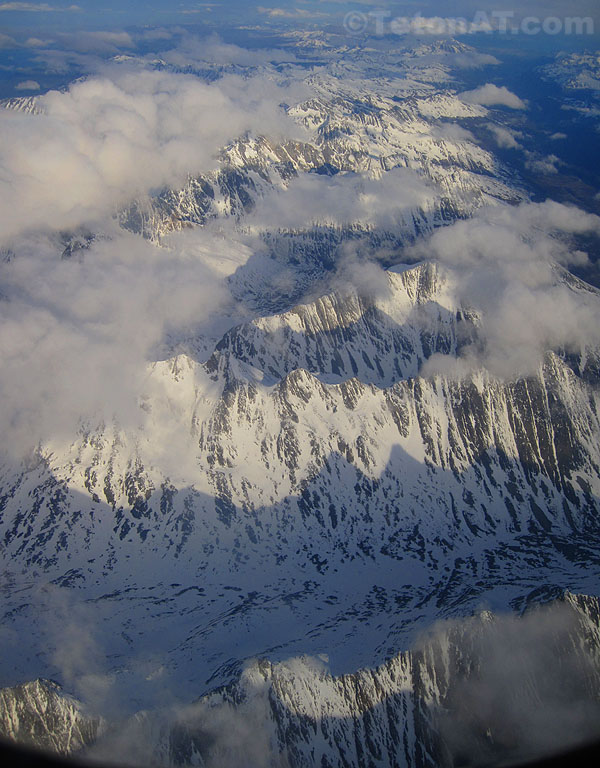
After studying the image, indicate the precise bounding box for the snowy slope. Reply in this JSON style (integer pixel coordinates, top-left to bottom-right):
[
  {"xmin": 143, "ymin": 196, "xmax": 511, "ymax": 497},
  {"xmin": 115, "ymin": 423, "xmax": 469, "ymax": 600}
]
[{"xmin": 118, "ymin": 72, "xmax": 522, "ymax": 248}]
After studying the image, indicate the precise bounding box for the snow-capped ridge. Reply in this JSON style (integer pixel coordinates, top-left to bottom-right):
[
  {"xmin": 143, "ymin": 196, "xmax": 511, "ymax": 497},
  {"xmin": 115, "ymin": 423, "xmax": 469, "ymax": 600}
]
[
  {"xmin": 0, "ymin": 678, "xmax": 103, "ymax": 755},
  {"xmin": 209, "ymin": 261, "xmax": 468, "ymax": 390}
]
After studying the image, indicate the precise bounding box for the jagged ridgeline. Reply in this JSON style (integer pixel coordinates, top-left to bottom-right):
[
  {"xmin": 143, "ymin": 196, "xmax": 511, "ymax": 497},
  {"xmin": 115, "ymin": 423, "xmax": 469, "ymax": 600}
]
[{"xmin": 2, "ymin": 595, "xmax": 600, "ymax": 768}]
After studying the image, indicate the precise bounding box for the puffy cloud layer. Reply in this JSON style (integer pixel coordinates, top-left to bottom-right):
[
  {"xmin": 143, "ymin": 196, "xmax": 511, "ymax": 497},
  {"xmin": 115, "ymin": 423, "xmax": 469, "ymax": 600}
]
[
  {"xmin": 0, "ymin": 65, "xmax": 298, "ymax": 243},
  {"xmin": 0, "ymin": 225, "xmax": 247, "ymax": 456},
  {"xmin": 0, "ymin": 58, "xmax": 306, "ymax": 454}
]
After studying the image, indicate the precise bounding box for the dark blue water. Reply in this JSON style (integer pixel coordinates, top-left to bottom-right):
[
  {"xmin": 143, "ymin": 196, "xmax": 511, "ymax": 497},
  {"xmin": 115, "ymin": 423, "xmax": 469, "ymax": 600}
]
[{"xmin": 456, "ymin": 38, "xmax": 600, "ymax": 209}]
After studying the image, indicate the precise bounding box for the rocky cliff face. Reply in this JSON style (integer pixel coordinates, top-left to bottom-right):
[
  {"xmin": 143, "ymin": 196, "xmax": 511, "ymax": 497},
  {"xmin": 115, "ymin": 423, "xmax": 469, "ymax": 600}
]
[{"xmin": 3, "ymin": 263, "xmax": 599, "ymax": 568}]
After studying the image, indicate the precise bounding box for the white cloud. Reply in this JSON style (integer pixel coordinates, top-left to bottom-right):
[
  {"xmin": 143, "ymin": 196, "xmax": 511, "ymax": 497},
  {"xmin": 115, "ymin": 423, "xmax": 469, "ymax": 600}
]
[
  {"xmin": 425, "ymin": 602, "xmax": 600, "ymax": 765},
  {"xmin": 445, "ymin": 52, "xmax": 500, "ymax": 69},
  {"xmin": 459, "ymin": 83, "xmax": 527, "ymax": 110},
  {"xmin": 0, "ymin": 226, "xmax": 241, "ymax": 454},
  {"xmin": 39, "ymin": 584, "xmax": 115, "ymax": 715},
  {"xmin": 246, "ymin": 167, "xmax": 437, "ymax": 231},
  {"xmin": 415, "ymin": 201, "xmax": 600, "ymax": 379},
  {"xmin": 160, "ymin": 33, "xmax": 298, "ymax": 68},
  {"xmin": 430, "ymin": 123, "xmax": 476, "ymax": 142},
  {"xmin": 0, "ymin": 31, "xmax": 16, "ymax": 48},
  {"xmin": 486, "ymin": 123, "xmax": 523, "ymax": 149},
  {"xmin": 525, "ymin": 152, "xmax": 562, "ymax": 175},
  {"xmin": 257, "ymin": 6, "xmax": 325, "ymax": 19},
  {"xmin": 0, "ymin": 62, "xmax": 303, "ymax": 454},
  {"xmin": 24, "ymin": 36, "xmax": 51, "ymax": 46},
  {"xmin": 88, "ymin": 30, "xmax": 134, "ymax": 47},
  {"xmin": 39, "ymin": 29, "xmax": 137, "ymax": 55},
  {"xmin": 15, "ymin": 79, "xmax": 41, "ymax": 90},
  {"xmin": 0, "ymin": 66, "xmax": 298, "ymax": 243}
]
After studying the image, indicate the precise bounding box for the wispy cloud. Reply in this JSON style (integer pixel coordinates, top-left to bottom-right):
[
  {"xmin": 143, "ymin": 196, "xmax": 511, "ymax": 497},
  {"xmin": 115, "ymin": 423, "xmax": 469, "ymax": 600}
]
[
  {"xmin": 257, "ymin": 5, "xmax": 327, "ymax": 19},
  {"xmin": 0, "ymin": 31, "xmax": 16, "ymax": 47},
  {"xmin": 0, "ymin": 2, "xmax": 80, "ymax": 11}
]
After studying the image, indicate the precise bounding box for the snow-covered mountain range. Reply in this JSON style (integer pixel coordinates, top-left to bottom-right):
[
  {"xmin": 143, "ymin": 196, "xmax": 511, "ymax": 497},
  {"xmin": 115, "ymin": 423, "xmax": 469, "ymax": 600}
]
[
  {"xmin": 2, "ymin": 259, "xmax": 599, "ymax": 703},
  {"xmin": 1, "ymin": 33, "xmax": 599, "ymax": 768}
]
